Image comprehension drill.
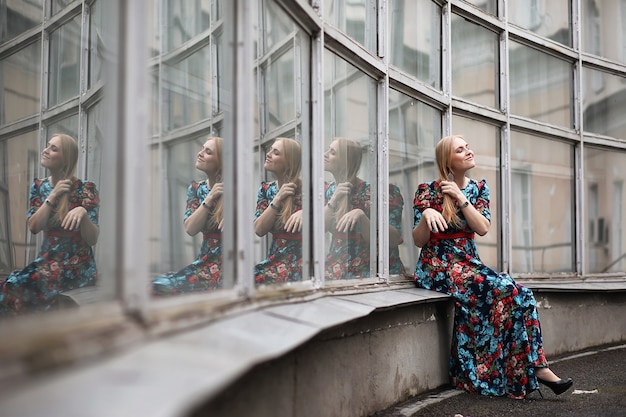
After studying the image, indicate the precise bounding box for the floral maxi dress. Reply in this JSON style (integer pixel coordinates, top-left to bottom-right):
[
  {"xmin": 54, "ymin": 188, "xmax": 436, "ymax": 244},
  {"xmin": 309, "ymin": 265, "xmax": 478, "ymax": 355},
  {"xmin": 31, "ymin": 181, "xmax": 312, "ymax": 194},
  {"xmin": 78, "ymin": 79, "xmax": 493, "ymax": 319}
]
[
  {"xmin": 413, "ymin": 179, "xmax": 548, "ymax": 398},
  {"xmin": 0, "ymin": 178, "xmax": 99, "ymax": 315},
  {"xmin": 254, "ymin": 181, "xmax": 303, "ymax": 284},
  {"xmin": 152, "ymin": 181, "xmax": 222, "ymax": 295}
]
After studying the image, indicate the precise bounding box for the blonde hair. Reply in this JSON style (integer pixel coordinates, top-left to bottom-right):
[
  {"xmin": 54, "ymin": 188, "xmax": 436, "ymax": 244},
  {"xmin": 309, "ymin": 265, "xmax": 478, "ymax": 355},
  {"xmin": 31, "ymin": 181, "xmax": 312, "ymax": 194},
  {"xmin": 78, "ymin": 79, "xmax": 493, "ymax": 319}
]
[
  {"xmin": 206, "ymin": 136, "xmax": 223, "ymax": 229},
  {"xmin": 435, "ymin": 135, "xmax": 464, "ymax": 228},
  {"xmin": 274, "ymin": 138, "xmax": 302, "ymax": 226},
  {"xmin": 50, "ymin": 134, "xmax": 79, "ymax": 225},
  {"xmin": 332, "ymin": 137, "xmax": 363, "ymax": 221}
]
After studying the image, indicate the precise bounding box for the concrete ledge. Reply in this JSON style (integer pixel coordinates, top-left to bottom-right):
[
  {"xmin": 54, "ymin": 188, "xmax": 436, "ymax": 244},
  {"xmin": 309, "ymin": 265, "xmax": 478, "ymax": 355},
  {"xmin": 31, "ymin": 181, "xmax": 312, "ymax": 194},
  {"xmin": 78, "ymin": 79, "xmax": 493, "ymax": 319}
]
[{"xmin": 0, "ymin": 288, "xmax": 454, "ymax": 417}]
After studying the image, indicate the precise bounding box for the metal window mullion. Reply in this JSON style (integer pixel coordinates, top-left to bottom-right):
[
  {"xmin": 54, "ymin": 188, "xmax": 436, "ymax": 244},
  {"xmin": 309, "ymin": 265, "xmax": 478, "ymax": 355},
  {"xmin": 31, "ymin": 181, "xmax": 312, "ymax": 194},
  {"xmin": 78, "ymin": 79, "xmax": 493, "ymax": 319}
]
[
  {"xmin": 441, "ymin": 1, "xmax": 452, "ymax": 135},
  {"xmin": 77, "ymin": 1, "xmax": 89, "ymax": 179},
  {"xmin": 377, "ymin": 76, "xmax": 389, "ymax": 282},
  {"xmin": 311, "ymin": 27, "xmax": 324, "ymax": 288},
  {"xmin": 120, "ymin": 0, "xmax": 150, "ymax": 316},
  {"xmin": 500, "ymin": 2, "xmax": 511, "ymax": 273},
  {"xmin": 222, "ymin": 0, "xmax": 254, "ymax": 295},
  {"xmin": 573, "ymin": 0, "xmax": 585, "ymax": 276}
]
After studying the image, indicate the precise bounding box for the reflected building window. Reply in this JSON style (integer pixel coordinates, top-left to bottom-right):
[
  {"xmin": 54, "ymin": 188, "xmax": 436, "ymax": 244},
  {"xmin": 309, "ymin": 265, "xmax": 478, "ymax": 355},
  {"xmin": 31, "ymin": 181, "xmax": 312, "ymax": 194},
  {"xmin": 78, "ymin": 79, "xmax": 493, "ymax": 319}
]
[
  {"xmin": 584, "ymin": 146, "xmax": 626, "ymax": 274},
  {"xmin": 451, "ymin": 14, "xmax": 498, "ymax": 108},
  {"xmin": 510, "ymin": 132, "xmax": 574, "ymax": 273}
]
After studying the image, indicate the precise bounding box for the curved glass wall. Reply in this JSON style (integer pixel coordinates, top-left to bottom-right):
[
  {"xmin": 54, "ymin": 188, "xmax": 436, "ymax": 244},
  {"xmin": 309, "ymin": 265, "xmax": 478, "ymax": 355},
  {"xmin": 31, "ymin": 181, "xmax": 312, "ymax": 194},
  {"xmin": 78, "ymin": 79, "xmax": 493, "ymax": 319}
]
[{"xmin": 0, "ymin": 0, "xmax": 624, "ymax": 327}]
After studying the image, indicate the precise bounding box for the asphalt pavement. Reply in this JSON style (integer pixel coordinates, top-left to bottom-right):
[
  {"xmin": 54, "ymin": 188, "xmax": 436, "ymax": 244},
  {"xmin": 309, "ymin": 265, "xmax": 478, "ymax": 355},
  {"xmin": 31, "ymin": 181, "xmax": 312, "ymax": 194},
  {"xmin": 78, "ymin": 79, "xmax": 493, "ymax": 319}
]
[{"xmin": 374, "ymin": 343, "xmax": 626, "ymax": 417}]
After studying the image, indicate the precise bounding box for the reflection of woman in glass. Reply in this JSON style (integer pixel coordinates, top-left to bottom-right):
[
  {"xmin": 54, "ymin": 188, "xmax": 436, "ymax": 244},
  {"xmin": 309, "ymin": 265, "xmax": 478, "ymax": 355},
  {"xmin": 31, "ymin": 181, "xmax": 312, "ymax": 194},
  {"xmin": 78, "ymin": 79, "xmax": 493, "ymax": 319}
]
[
  {"xmin": 0, "ymin": 134, "xmax": 99, "ymax": 315},
  {"xmin": 324, "ymin": 137, "xmax": 404, "ymax": 279},
  {"xmin": 152, "ymin": 137, "xmax": 224, "ymax": 295},
  {"xmin": 254, "ymin": 138, "xmax": 303, "ymax": 284},
  {"xmin": 412, "ymin": 134, "xmax": 572, "ymax": 398}
]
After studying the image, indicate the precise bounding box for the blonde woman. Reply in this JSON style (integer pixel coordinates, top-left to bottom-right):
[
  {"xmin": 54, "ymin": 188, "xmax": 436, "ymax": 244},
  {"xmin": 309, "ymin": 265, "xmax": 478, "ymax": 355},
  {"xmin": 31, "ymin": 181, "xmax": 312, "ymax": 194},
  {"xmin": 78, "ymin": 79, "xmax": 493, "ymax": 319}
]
[
  {"xmin": 1, "ymin": 134, "xmax": 99, "ymax": 315},
  {"xmin": 324, "ymin": 137, "xmax": 404, "ymax": 278},
  {"xmin": 253, "ymin": 138, "xmax": 303, "ymax": 284},
  {"xmin": 152, "ymin": 137, "xmax": 224, "ymax": 295},
  {"xmin": 412, "ymin": 134, "xmax": 573, "ymax": 398}
]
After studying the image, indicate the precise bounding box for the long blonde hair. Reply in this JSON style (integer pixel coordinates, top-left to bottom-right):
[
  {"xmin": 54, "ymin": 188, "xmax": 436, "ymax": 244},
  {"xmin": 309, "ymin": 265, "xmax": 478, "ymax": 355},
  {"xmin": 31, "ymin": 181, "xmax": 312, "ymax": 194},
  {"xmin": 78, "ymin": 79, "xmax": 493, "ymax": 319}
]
[
  {"xmin": 274, "ymin": 138, "xmax": 301, "ymax": 226},
  {"xmin": 435, "ymin": 135, "xmax": 463, "ymax": 228},
  {"xmin": 51, "ymin": 134, "xmax": 79, "ymax": 225},
  {"xmin": 206, "ymin": 137, "xmax": 223, "ymax": 229},
  {"xmin": 332, "ymin": 137, "xmax": 363, "ymax": 222}
]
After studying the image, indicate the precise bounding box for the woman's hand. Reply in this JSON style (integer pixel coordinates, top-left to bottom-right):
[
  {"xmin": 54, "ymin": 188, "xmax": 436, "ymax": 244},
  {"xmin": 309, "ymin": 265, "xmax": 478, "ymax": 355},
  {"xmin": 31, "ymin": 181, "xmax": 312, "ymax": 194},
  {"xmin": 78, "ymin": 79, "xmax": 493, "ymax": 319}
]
[
  {"xmin": 421, "ymin": 207, "xmax": 447, "ymax": 233},
  {"xmin": 283, "ymin": 210, "xmax": 302, "ymax": 233},
  {"xmin": 335, "ymin": 208, "xmax": 365, "ymax": 233},
  {"xmin": 328, "ymin": 182, "xmax": 352, "ymax": 207},
  {"xmin": 48, "ymin": 179, "xmax": 72, "ymax": 204},
  {"xmin": 273, "ymin": 182, "xmax": 298, "ymax": 207},
  {"xmin": 61, "ymin": 206, "xmax": 88, "ymax": 231},
  {"xmin": 203, "ymin": 182, "xmax": 223, "ymax": 206},
  {"xmin": 440, "ymin": 180, "xmax": 464, "ymax": 204}
]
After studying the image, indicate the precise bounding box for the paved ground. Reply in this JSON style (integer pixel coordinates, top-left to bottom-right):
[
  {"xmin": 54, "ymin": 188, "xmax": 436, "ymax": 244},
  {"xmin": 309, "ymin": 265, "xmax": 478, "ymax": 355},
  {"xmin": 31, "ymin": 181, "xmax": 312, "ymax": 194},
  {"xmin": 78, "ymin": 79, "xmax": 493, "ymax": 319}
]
[{"xmin": 374, "ymin": 344, "xmax": 626, "ymax": 417}]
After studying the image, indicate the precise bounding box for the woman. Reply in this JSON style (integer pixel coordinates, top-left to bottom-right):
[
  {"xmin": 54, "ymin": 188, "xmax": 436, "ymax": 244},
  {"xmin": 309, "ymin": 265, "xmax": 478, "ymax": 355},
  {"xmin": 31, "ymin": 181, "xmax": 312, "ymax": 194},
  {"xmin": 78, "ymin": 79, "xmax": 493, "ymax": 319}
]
[
  {"xmin": 254, "ymin": 138, "xmax": 303, "ymax": 284},
  {"xmin": 324, "ymin": 137, "xmax": 404, "ymax": 278},
  {"xmin": 152, "ymin": 137, "xmax": 224, "ymax": 295},
  {"xmin": 0, "ymin": 134, "xmax": 99, "ymax": 315},
  {"xmin": 412, "ymin": 134, "xmax": 573, "ymax": 398}
]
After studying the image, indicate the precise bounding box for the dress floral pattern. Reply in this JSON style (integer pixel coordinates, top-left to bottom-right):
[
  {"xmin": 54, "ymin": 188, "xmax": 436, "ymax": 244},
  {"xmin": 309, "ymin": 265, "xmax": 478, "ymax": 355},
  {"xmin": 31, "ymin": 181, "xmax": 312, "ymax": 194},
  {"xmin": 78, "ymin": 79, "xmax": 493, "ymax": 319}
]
[
  {"xmin": 325, "ymin": 181, "xmax": 371, "ymax": 279},
  {"xmin": 0, "ymin": 178, "xmax": 99, "ymax": 315},
  {"xmin": 254, "ymin": 181, "xmax": 303, "ymax": 284},
  {"xmin": 325, "ymin": 181, "xmax": 406, "ymax": 279},
  {"xmin": 152, "ymin": 181, "xmax": 222, "ymax": 295},
  {"xmin": 413, "ymin": 179, "xmax": 548, "ymax": 398}
]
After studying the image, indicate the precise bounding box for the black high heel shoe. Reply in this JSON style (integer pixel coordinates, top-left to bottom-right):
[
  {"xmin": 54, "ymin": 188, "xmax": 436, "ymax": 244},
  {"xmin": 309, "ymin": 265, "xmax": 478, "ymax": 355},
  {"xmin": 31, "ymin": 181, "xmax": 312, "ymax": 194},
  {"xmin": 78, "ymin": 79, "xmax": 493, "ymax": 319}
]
[{"xmin": 537, "ymin": 377, "xmax": 573, "ymax": 395}]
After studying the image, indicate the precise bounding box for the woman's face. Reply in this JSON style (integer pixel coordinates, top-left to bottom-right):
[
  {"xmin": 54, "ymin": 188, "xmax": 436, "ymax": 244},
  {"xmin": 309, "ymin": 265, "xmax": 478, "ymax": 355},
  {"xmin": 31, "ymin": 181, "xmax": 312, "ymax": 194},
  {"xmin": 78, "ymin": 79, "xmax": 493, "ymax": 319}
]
[
  {"xmin": 449, "ymin": 136, "xmax": 475, "ymax": 173},
  {"xmin": 323, "ymin": 140, "xmax": 340, "ymax": 174},
  {"xmin": 41, "ymin": 136, "xmax": 64, "ymax": 171},
  {"xmin": 196, "ymin": 139, "xmax": 220, "ymax": 175},
  {"xmin": 264, "ymin": 139, "xmax": 288, "ymax": 175}
]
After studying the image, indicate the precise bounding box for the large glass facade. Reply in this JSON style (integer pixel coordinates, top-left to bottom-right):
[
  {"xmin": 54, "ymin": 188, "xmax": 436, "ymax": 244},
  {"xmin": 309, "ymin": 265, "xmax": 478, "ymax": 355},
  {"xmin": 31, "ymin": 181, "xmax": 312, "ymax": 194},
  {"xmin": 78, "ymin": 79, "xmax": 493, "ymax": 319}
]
[{"xmin": 0, "ymin": 0, "xmax": 625, "ymax": 360}]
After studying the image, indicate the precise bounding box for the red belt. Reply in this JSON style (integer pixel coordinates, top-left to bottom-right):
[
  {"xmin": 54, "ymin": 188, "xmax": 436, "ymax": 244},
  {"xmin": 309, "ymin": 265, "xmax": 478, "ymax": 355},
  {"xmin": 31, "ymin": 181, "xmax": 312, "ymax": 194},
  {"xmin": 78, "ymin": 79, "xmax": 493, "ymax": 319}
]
[
  {"xmin": 46, "ymin": 230, "xmax": 82, "ymax": 238},
  {"xmin": 272, "ymin": 232, "xmax": 301, "ymax": 241},
  {"xmin": 430, "ymin": 231, "xmax": 474, "ymax": 240}
]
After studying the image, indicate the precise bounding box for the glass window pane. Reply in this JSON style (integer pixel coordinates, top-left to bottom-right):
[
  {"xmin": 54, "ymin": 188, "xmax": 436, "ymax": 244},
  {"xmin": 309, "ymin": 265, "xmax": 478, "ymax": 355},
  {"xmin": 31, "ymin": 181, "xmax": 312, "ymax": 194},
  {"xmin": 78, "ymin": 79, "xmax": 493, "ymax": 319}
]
[
  {"xmin": 1, "ymin": 131, "xmax": 39, "ymax": 279},
  {"xmin": 510, "ymin": 132, "xmax": 574, "ymax": 273},
  {"xmin": 462, "ymin": 0, "xmax": 497, "ymax": 16},
  {"xmin": 451, "ymin": 116, "xmax": 501, "ymax": 270},
  {"xmin": 253, "ymin": 1, "xmax": 310, "ymax": 287},
  {"xmin": 388, "ymin": 90, "xmax": 441, "ymax": 278},
  {"xmin": 46, "ymin": 114, "xmax": 79, "ymax": 139},
  {"xmin": 166, "ymin": 0, "xmax": 211, "ymax": 51},
  {"xmin": 509, "ymin": 0, "xmax": 571, "ymax": 46},
  {"xmin": 509, "ymin": 41, "xmax": 573, "ymax": 128},
  {"xmin": 324, "ymin": 0, "xmax": 377, "ymax": 52},
  {"xmin": 324, "ymin": 50, "xmax": 376, "ymax": 280},
  {"xmin": 86, "ymin": 101, "xmax": 103, "ymax": 185},
  {"xmin": 1, "ymin": 128, "xmax": 107, "ymax": 316},
  {"xmin": 582, "ymin": 67, "xmax": 626, "ymax": 139},
  {"xmin": 162, "ymin": 44, "xmax": 213, "ymax": 131},
  {"xmin": 89, "ymin": 0, "xmax": 104, "ymax": 88},
  {"xmin": 0, "ymin": 41, "xmax": 41, "ymax": 124},
  {"xmin": 51, "ymin": 0, "xmax": 73, "ymax": 16},
  {"xmin": 0, "ymin": 0, "xmax": 43, "ymax": 43},
  {"xmin": 451, "ymin": 15, "xmax": 498, "ymax": 108},
  {"xmin": 582, "ymin": 0, "xmax": 626, "ymax": 64},
  {"xmin": 48, "ymin": 15, "xmax": 82, "ymax": 107},
  {"xmin": 584, "ymin": 145, "xmax": 626, "ymax": 273},
  {"xmin": 389, "ymin": 0, "xmax": 441, "ymax": 89}
]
